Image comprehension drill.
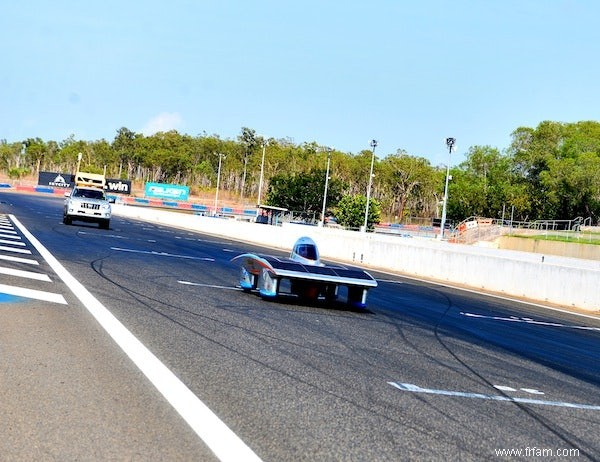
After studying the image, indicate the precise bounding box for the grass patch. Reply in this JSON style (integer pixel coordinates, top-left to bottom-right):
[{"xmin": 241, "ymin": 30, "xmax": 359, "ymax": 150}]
[{"xmin": 512, "ymin": 232, "xmax": 600, "ymax": 245}]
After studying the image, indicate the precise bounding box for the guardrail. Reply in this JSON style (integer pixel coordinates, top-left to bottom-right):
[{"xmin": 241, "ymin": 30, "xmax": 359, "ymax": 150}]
[{"xmin": 374, "ymin": 222, "xmax": 438, "ymax": 238}]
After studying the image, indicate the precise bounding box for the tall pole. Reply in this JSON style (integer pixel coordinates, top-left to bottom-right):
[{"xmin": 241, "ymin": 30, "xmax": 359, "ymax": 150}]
[
  {"xmin": 320, "ymin": 147, "xmax": 332, "ymax": 226},
  {"xmin": 439, "ymin": 137, "xmax": 455, "ymax": 239},
  {"xmin": 257, "ymin": 140, "xmax": 266, "ymax": 214},
  {"xmin": 214, "ymin": 153, "xmax": 224, "ymax": 216},
  {"xmin": 363, "ymin": 139, "xmax": 377, "ymax": 232}
]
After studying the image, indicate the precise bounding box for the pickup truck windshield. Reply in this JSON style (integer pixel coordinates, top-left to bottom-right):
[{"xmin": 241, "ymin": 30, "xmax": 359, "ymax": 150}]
[{"xmin": 74, "ymin": 189, "xmax": 105, "ymax": 200}]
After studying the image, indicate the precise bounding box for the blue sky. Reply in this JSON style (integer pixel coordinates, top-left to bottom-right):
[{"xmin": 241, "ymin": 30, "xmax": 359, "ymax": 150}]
[{"xmin": 1, "ymin": 1, "xmax": 598, "ymax": 165}]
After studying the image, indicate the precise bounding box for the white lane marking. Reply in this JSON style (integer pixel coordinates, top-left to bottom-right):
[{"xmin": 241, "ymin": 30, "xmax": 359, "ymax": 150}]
[
  {"xmin": 493, "ymin": 385, "xmax": 544, "ymax": 395},
  {"xmin": 11, "ymin": 215, "xmax": 262, "ymax": 462},
  {"xmin": 78, "ymin": 231, "xmax": 166, "ymax": 245},
  {"xmin": 0, "ymin": 245, "xmax": 31, "ymax": 254},
  {"xmin": 460, "ymin": 311, "xmax": 600, "ymax": 332},
  {"xmin": 0, "ymin": 254, "xmax": 39, "ymax": 265},
  {"xmin": 0, "ymin": 239, "xmax": 26, "ymax": 246},
  {"xmin": 0, "ymin": 283, "xmax": 67, "ymax": 304},
  {"xmin": 178, "ymin": 280, "xmax": 242, "ymax": 291},
  {"xmin": 111, "ymin": 247, "xmax": 215, "ymax": 261},
  {"xmin": 494, "ymin": 385, "xmax": 516, "ymax": 392},
  {"xmin": 77, "ymin": 231, "xmax": 128, "ymax": 240},
  {"xmin": 0, "ymin": 266, "xmax": 51, "ymax": 281},
  {"xmin": 388, "ymin": 382, "xmax": 600, "ymax": 410},
  {"xmin": 521, "ymin": 388, "xmax": 545, "ymax": 395},
  {"xmin": 377, "ymin": 279, "xmax": 405, "ymax": 284}
]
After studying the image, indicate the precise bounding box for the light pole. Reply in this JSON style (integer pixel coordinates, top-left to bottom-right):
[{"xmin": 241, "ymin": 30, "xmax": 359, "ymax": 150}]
[
  {"xmin": 363, "ymin": 139, "xmax": 377, "ymax": 232},
  {"xmin": 76, "ymin": 152, "xmax": 83, "ymax": 173},
  {"xmin": 439, "ymin": 137, "xmax": 455, "ymax": 239},
  {"xmin": 257, "ymin": 139, "xmax": 267, "ymax": 213},
  {"xmin": 214, "ymin": 153, "xmax": 225, "ymax": 216},
  {"xmin": 320, "ymin": 147, "xmax": 332, "ymax": 226}
]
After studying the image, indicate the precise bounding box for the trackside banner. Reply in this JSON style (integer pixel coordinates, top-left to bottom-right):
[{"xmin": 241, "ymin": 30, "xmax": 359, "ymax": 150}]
[
  {"xmin": 105, "ymin": 179, "xmax": 132, "ymax": 194},
  {"xmin": 38, "ymin": 171, "xmax": 132, "ymax": 194},
  {"xmin": 39, "ymin": 172, "xmax": 73, "ymax": 189},
  {"xmin": 144, "ymin": 182, "xmax": 189, "ymax": 200}
]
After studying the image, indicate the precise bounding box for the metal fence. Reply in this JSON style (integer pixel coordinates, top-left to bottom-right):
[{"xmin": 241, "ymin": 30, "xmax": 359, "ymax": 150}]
[{"xmin": 449, "ymin": 216, "xmax": 600, "ymax": 245}]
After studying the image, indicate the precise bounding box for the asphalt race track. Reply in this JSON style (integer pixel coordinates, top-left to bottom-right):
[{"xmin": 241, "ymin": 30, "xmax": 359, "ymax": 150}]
[{"xmin": 1, "ymin": 191, "xmax": 599, "ymax": 461}]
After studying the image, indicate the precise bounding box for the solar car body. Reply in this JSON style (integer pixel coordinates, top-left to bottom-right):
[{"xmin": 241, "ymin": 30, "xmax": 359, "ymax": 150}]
[{"xmin": 231, "ymin": 236, "xmax": 377, "ymax": 308}]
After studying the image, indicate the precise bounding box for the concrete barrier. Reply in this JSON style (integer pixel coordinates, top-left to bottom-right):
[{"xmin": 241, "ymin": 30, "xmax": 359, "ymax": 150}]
[{"xmin": 112, "ymin": 204, "xmax": 600, "ymax": 313}]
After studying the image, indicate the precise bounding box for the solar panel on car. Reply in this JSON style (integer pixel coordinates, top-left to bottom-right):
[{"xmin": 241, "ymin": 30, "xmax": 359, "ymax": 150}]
[
  {"xmin": 261, "ymin": 254, "xmax": 374, "ymax": 281},
  {"xmin": 333, "ymin": 269, "xmax": 373, "ymax": 280},
  {"xmin": 268, "ymin": 259, "xmax": 308, "ymax": 272},
  {"xmin": 304, "ymin": 266, "xmax": 338, "ymax": 276}
]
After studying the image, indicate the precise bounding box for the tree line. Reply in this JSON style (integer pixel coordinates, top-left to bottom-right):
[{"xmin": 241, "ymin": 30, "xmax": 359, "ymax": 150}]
[{"xmin": 1, "ymin": 121, "xmax": 599, "ymax": 227}]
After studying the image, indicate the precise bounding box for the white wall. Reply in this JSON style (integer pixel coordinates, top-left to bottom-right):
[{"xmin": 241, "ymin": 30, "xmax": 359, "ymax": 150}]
[{"xmin": 113, "ymin": 204, "xmax": 600, "ymax": 312}]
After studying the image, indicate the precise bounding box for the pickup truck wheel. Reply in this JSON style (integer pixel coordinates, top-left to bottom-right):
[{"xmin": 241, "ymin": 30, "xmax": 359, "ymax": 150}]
[
  {"xmin": 63, "ymin": 215, "xmax": 72, "ymax": 225},
  {"xmin": 100, "ymin": 219, "xmax": 110, "ymax": 230}
]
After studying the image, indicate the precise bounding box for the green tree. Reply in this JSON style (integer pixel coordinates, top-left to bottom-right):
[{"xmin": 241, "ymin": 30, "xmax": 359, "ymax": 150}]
[
  {"xmin": 508, "ymin": 120, "xmax": 600, "ymax": 220},
  {"xmin": 447, "ymin": 145, "xmax": 517, "ymax": 220},
  {"xmin": 265, "ymin": 169, "xmax": 344, "ymax": 221},
  {"xmin": 380, "ymin": 151, "xmax": 437, "ymax": 221},
  {"xmin": 59, "ymin": 135, "xmax": 93, "ymax": 173},
  {"xmin": 238, "ymin": 127, "xmax": 257, "ymax": 198},
  {"xmin": 0, "ymin": 140, "xmax": 13, "ymax": 171},
  {"xmin": 112, "ymin": 127, "xmax": 141, "ymax": 179},
  {"xmin": 22, "ymin": 137, "xmax": 48, "ymax": 174},
  {"xmin": 335, "ymin": 194, "xmax": 381, "ymax": 230},
  {"xmin": 540, "ymin": 152, "xmax": 600, "ymax": 220}
]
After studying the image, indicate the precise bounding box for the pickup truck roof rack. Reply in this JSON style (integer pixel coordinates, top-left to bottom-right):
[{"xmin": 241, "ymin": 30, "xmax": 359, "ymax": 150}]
[{"xmin": 75, "ymin": 171, "xmax": 106, "ymax": 189}]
